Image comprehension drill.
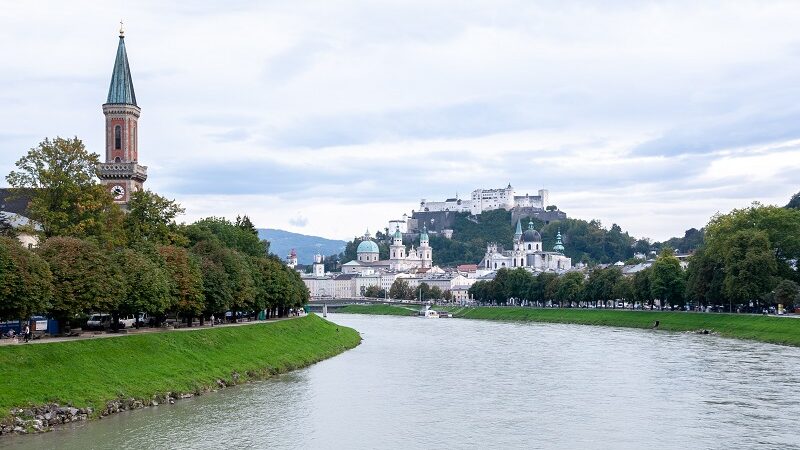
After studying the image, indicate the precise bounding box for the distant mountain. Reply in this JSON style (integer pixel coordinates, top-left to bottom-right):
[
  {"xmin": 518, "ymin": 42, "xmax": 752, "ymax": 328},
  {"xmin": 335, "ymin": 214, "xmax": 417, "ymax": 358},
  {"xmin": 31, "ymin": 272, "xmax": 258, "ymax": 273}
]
[{"xmin": 258, "ymin": 228, "xmax": 347, "ymax": 265}]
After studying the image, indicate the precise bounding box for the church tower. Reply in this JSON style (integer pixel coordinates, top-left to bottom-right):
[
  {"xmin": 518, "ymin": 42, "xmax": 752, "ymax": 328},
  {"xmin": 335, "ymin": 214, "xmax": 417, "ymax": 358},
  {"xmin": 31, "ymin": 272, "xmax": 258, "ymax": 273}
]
[
  {"xmin": 419, "ymin": 225, "xmax": 432, "ymax": 268},
  {"xmin": 390, "ymin": 225, "xmax": 406, "ymax": 263},
  {"xmin": 96, "ymin": 25, "xmax": 147, "ymax": 206}
]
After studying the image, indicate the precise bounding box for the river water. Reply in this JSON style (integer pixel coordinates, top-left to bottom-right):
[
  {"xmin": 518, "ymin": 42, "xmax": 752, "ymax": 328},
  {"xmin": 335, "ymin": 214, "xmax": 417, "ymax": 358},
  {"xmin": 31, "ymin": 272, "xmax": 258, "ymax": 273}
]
[{"xmin": 4, "ymin": 314, "xmax": 800, "ymax": 449}]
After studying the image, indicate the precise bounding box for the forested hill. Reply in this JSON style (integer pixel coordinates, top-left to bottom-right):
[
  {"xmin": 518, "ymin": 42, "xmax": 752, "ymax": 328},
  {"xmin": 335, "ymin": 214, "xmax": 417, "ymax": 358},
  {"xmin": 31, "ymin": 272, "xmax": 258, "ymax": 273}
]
[
  {"xmin": 258, "ymin": 229, "xmax": 347, "ymax": 265},
  {"xmin": 429, "ymin": 210, "xmax": 646, "ymax": 266}
]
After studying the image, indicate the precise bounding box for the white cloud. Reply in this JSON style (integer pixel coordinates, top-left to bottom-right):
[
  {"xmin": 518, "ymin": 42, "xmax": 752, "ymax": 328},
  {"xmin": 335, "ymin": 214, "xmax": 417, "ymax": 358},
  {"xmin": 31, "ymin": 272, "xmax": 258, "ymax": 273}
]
[{"xmin": 1, "ymin": 1, "xmax": 800, "ymax": 243}]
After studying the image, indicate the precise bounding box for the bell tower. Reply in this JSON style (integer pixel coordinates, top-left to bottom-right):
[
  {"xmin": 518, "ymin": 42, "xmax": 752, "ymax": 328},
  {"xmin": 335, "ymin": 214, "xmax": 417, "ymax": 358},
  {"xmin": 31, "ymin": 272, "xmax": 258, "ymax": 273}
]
[{"xmin": 96, "ymin": 24, "xmax": 147, "ymax": 207}]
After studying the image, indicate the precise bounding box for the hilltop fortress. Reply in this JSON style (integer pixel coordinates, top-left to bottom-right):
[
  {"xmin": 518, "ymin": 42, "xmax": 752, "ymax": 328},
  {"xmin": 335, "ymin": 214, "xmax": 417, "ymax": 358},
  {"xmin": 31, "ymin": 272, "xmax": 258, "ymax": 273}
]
[{"xmin": 419, "ymin": 184, "xmax": 549, "ymax": 215}]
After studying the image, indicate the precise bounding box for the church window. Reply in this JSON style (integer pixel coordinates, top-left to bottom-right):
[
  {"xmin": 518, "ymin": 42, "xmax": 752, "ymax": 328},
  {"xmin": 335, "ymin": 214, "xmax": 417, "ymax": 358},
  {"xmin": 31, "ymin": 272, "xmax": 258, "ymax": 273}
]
[
  {"xmin": 114, "ymin": 125, "xmax": 122, "ymax": 150},
  {"xmin": 528, "ymin": 244, "xmax": 531, "ymax": 250}
]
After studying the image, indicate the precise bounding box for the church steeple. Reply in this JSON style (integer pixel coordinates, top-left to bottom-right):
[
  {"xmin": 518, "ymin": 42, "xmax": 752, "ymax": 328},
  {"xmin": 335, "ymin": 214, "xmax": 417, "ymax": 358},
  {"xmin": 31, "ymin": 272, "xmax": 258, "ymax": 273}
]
[
  {"xmin": 97, "ymin": 26, "xmax": 147, "ymax": 207},
  {"xmin": 514, "ymin": 218, "xmax": 523, "ymax": 240},
  {"xmin": 106, "ymin": 30, "xmax": 137, "ymax": 106}
]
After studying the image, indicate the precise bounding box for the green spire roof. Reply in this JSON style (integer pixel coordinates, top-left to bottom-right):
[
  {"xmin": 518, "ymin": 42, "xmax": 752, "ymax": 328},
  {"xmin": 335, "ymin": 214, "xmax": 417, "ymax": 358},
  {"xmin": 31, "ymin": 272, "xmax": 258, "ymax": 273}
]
[
  {"xmin": 393, "ymin": 225, "xmax": 402, "ymax": 240},
  {"xmin": 420, "ymin": 225, "xmax": 429, "ymax": 241},
  {"xmin": 528, "ymin": 218, "xmax": 535, "ymax": 230},
  {"xmin": 515, "ymin": 219, "xmax": 522, "ymax": 236},
  {"xmin": 553, "ymin": 228, "xmax": 565, "ymax": 253},
  {"xmin": 107, "ymin": 34, "xmax": 137, "ymax": 105}
]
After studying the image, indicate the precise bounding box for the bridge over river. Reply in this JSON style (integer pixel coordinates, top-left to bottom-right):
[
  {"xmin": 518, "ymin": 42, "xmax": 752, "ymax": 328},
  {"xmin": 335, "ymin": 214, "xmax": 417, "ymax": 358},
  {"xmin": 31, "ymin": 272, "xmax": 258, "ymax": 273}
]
[{"xmin": 306, "ymin": 298, "xmax": 426, "ymax": 311}]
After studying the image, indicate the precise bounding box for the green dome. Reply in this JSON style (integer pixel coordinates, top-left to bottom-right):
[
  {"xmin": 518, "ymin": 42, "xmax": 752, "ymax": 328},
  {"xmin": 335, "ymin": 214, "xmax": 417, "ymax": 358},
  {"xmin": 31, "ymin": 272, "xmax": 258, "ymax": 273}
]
[
  {"xmin": 393, "ymin": 226, "xmax": 402, "ymax": 240},
  {"xmin": 357, "ymin": 239, "xmax": 379, "ymax": 254}
]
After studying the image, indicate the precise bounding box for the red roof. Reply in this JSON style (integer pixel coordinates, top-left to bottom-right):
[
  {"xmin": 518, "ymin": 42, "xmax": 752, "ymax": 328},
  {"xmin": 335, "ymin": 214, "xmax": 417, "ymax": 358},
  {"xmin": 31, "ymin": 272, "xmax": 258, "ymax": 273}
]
[{"xmin": 457, "ymin": 264, "xmax": 478, "ymax": 272}]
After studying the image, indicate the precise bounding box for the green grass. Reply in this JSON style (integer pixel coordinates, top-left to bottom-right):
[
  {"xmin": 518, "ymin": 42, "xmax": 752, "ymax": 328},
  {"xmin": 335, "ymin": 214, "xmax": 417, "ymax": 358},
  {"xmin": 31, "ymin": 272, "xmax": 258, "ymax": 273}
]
[
  {"xmin": 338, "ymin": 304, "xmax": 419, "ymax": 316},
  {"xmin": 0, "ymin": 314, "xmax": 360, "ymax": 415},
  {"xmin": 342, "ymin": 304, "xmax": 800, "ymax": 347}
]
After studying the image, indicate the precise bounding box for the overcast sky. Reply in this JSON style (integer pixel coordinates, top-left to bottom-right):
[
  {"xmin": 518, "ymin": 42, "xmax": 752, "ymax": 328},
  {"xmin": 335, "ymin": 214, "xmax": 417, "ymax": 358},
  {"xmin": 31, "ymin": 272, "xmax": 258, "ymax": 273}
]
[{"xmin": 1, "ymin": 1, "xmax": 799, "ymax": 241}]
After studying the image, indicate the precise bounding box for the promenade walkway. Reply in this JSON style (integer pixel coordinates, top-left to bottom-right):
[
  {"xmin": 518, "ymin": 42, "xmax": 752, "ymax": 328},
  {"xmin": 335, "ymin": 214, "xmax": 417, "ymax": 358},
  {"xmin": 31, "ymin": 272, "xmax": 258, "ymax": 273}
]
[{"xmin": 0, "ymin": 316, "xmax": 297, "ymax": 346}]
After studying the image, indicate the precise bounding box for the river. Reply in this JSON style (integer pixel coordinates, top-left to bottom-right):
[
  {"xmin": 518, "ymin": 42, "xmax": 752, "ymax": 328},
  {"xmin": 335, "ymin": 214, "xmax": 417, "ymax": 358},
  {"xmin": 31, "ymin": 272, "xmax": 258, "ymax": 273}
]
[{"xmin": 4, "ymin": 314, "xmax": 800, "ymax": 449}]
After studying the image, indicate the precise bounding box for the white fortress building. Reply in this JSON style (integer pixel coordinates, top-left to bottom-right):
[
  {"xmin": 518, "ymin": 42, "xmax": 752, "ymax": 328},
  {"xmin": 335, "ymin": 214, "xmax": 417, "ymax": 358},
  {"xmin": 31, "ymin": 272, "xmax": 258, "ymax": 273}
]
[
  {"xmin": 419, "ymin": 184, "xmax": 550, "ymax": 216},
  {"xmin": 481, "ymin": 219, "xmax": 571, "ymax": 272}
]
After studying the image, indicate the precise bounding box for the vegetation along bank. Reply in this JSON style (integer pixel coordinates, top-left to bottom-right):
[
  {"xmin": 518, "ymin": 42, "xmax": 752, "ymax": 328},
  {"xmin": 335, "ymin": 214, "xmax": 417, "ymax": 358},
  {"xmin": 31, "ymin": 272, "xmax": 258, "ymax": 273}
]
[
  {"xmin": 340, "ymin": 304, "xmax": 800, "ymax": 347},
  {"xmin": 0, "ymin": 315, "xmax": 360, "ymax": 435}
]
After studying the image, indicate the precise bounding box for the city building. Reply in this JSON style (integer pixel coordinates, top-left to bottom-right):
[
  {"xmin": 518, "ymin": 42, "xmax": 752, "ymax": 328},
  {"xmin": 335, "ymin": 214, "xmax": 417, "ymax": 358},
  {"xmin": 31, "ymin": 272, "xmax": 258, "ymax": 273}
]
[
  {"xmin": 286, "ymin": 249, "xmax": 298, "ymax": 269},
  {"xmin": 343, "ymin": 227, "xmax": 433, "ymax": 274},
  {"xmin": 481, "ymin": 219, "xmax": 571, "ymax": 272}
]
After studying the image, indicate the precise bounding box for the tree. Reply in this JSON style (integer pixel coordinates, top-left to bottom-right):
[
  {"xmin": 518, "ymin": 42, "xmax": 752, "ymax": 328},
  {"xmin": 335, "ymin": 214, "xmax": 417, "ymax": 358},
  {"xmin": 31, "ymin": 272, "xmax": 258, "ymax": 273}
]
[
  {"xmin": 185, "ymin": 217, "xmax": 269, "ymax": 257},
  {"xmin": 364, "ymin": 285, "xmax": 385, "ymax": 298},
  {"xmin": 124, "ymin": 190, "xmax": 186, "ymax": 246},
  {"xmin": 787, "ymin": 191, "xmax": 800, "ymax": 209},
  {"xmin": 650, "ymin": 249, "xmax": 686, "ymax": 308},
  {"xmin": 6, "ymin": 137, "xmax": 119, "ymax": 239},
  {"xmin": 235, "ymin": 215, "xmax": 258, "ymax": 236},
  {"xmin": 773, "ymin": 279, "xmax": 800, "ymax": 309},
  {"xmin": 389, "ymin": 279, "xmax": 414, "ymax": 300},
  {"xmin": 722, "ymin": 229, "xmax": 776, "ymax": 310},
  {"xmin": 555, "ymin": 271, "xmax": 584, "ymax": 307},
  {"xmin": 0, "ymin": 212, "xmax": 15, "ymax": 237},
  {"xmin": 38, "ymin": 237, "xmax": 125, "ymax": 329},
  {"xmin": 159, "ymin": 245, "xmax": 204, "ymax": 319},
  {"xmin": 0, "ymin": 237, "xmax": 52, "ymax": 322},
  {"xmin": 632, "ymin": 267, "xmax": 652, "ymax": 307},
  {"xmin": 114, "ymin": 248, "xmax": 172, "ymax": 327},
  {"xmin": 429, "ymin": 285, "xmax": 443, "ymax": 300}
]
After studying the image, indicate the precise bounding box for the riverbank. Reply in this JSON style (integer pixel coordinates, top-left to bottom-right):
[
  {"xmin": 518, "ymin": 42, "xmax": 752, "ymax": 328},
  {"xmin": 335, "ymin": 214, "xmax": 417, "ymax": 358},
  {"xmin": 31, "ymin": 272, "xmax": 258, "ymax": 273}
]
[
  {"xmin": 340, "ymin": 304, "xmax": 800, "ymax": 347},
  {"xmin": 0, "ymin": 314, "xmax": 360, "ymax": 435}
]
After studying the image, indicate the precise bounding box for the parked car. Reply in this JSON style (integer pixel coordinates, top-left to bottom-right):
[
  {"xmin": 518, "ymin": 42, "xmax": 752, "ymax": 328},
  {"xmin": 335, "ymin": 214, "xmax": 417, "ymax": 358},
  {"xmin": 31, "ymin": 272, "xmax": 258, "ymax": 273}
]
[
  {"xmin": 117, "ymin": 314, "xmax": 137, "ymax": 329},
  {"xmin": 135, "ymin": 312, "xmax": 151, "ymax": 327},
  {"xmin": 86, "ymin": 313, "xmax": 111, "ymax": 330}
]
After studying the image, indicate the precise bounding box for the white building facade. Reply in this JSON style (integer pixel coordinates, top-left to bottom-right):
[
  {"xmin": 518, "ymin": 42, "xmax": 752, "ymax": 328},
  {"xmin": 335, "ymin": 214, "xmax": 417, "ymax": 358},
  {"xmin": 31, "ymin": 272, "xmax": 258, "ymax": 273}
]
[{"xmin": 419, "ymin": 184, "xmax": 550, "ymax": 216}]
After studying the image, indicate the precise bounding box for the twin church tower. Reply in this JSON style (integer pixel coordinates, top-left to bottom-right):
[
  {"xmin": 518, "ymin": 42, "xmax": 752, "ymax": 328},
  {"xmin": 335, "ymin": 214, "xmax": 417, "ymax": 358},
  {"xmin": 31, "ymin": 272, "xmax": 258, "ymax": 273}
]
[{"xmin": 96, "ymin": 26, "xmax": 147, "ymax": 206}]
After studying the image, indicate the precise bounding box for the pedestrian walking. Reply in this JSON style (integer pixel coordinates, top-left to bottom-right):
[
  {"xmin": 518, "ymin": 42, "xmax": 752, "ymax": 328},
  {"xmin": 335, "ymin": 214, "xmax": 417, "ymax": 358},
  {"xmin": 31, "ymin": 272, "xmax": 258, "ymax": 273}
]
[
  {"xmin": 23, "ymin": 324, "xmax": 31, "ymax": 343},
  {"xmin": 210, "ymin": 314, "xmax": 215, "ymax": 327}
]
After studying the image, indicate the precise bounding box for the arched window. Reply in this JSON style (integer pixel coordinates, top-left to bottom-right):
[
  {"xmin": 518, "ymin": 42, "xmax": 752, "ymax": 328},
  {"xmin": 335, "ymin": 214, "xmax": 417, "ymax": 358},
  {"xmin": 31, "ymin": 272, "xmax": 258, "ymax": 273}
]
[
  {"xmin": 528, "ymin": 244, "xmax": 532, "ymax": 250},
  {"xmin": 114, "ymin": 125, "xmax": 122, "ymax": 150}
]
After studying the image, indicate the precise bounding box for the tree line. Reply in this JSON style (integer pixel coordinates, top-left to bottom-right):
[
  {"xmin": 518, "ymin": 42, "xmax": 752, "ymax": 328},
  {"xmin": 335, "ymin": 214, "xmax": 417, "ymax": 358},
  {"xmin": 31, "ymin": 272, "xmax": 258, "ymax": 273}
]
[
  {"xmin": 0, "ymin": 137, "xmax": 308, "ymax": 331},
  {"xmin": 467, "ymin": 200, "xmax": 800, "ymax": 311}
]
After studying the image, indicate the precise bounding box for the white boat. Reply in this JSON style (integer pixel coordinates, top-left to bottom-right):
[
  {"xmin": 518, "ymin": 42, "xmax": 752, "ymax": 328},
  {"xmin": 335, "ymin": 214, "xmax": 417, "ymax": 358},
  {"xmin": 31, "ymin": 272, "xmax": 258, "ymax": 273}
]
[{"xmin": 421, "ymin": 306, "xmax": 439, "ymax": 319}]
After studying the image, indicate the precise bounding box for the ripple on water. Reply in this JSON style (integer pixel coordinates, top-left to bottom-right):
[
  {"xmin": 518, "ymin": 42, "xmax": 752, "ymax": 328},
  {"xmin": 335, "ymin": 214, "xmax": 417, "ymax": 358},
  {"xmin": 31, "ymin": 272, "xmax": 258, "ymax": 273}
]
[{"xmin": 3, "ymin": 314, "xmax": 800, "ymax": 450}]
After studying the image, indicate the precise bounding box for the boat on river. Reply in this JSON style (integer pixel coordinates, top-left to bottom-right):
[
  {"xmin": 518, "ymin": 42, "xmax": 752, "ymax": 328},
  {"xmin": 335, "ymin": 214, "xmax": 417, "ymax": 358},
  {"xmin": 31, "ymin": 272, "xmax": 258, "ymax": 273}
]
[{"xmin": 420, "ymin": 306, "xmax": 439, "ymax": 318}]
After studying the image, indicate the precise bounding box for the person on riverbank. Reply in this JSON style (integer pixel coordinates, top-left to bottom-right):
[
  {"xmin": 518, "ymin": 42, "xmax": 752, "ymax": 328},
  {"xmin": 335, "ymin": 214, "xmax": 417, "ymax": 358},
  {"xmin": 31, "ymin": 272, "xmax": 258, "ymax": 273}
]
[
  {"xmin": 23, "ymin": 324, "xmax": 31, "ymax": 343},
  {"xmin": 210, "ymin": 314, "xmax": 215, "ymax": 327}
]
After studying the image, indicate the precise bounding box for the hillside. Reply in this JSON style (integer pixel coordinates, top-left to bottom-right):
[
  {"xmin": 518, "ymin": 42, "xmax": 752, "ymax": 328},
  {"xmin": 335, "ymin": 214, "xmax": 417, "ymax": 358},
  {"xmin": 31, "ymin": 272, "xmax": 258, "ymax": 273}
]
[{"xmin": 258, "ymin": 229, "xmax": 347, "ymax": 264}]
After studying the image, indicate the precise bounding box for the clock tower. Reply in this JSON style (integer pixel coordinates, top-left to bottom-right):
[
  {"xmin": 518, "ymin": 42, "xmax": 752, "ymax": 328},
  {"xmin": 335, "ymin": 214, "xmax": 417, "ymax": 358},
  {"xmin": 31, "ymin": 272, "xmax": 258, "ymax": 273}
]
[{"xmin": 96, "ymin": 25, "xmax": 147, "ymax": 207}]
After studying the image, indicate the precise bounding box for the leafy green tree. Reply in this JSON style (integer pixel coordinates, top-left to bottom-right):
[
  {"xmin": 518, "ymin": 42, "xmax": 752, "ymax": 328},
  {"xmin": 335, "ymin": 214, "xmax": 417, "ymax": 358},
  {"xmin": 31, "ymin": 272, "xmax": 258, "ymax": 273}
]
[
  {"xmin": 191, "ymin": 241, "xmax": 234, "ymax": 316},
  {"xmin": 586, "ymin": 267, "xmax": 623, "ymax": 306},
  {"xmin": 364, "ymin": 285, "xmax": 385, "ymax": 298},
  {"xmin": 650, "ymin": 249, "xmax": 686, "ymax": 308},
  {"xmin": 632, "ymin": 267, "xmax": 652, "ymax": 306},
  {"xmin": 235, "ymin": 215, "xmax": 258, "ymax": 236},
  {"xmin": 773, "ymin": 279, "xmax": 800, "ymax": 308},
  {"xmin": 125, "ymin": 190, "xmax": 186, "ymax": 246},
  {"xmin": 0, "ymin": 213, "xmax": 15, "ymax": 237},
  {"xmin": 429, "ymin": 285, "xmax": 443, "ymax": 300},
  {"xmin": 389, "ymin": 279, "xmax": 414, "ymax": 300},
  {"xmin": 114, "ymin": 248, "xmax": 171, "ymax": 326},
  {"xmin": 185, "ymin": 217, "xmax": 269, "ymax": 257},
  {"xmin": 159, "ymin": 245, "xmax": 204, "ymax": 319},
  {"xmin": 722, "ymin": 229, "xmax": 776, "ymax": 310},
  {"xmin": 685, "ymin": 248, "xmax": 724, "ymax": 308},
  {"xmin": 38, "ymin": 237, "xmax": 125, "ymax": 329},
  {"xmin": 0, "ymin": 237, "xmax": 52, "ymax": 321},
  {"xmin": 6, "ymin": 137, "xmax": 120, "ymax": 239},
  {"xmin": 787, "ymin": 191, "xmax": 800, "ymax": 209},
  {"xmin": 555, "ymin": 271, "xmax": 584, "ymax": 307}
]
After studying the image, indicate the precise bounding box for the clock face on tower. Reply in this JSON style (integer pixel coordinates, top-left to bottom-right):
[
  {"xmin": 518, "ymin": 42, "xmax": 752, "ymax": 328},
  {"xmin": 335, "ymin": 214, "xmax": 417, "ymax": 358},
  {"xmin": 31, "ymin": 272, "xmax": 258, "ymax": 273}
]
[{"xmin": 111, "ymin": 185, "xmax": 126, "ymax": 200}]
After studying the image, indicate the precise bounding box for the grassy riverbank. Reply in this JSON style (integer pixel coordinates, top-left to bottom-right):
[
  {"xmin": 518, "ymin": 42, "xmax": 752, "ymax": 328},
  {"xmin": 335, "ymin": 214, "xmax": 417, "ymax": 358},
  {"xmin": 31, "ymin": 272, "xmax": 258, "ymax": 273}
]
[
  {"xmin": 338, "ymin": 304, "xmax": 419, "ymax": 316},
  {"xmin": 342, "ymin": 304, "xmax": 800, "ymax": 347},
  {"xmin": 0, "ymin": 314, "xmax": 360, "ymax": 415}
]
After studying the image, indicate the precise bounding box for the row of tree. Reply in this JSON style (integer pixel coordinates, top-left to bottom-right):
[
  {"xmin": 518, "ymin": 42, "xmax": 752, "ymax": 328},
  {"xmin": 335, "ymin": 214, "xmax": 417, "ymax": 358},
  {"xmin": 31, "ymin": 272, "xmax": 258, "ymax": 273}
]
[
  {"xmin": 466, "ymin": 201, "xmax": 800, "ymax": 310},
  {"xmin": 0, "ymin": 137, "xmax": 308, "ymax": 330},
  {"xmin": 467, "ymin": 250, "xmax": 686, "ymax": 308}
]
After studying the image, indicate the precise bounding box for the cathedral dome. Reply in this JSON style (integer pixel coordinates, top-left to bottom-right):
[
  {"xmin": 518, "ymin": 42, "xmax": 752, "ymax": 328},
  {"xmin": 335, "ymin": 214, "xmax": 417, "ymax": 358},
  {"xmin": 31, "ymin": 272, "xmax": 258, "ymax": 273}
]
[
  {"xmin": 357, "ymin": 239, "xmax": 379, "ymax": 254},
  {"xmin": 522, "ymin": 229, "xmax": 542, "ymax": 242}
]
